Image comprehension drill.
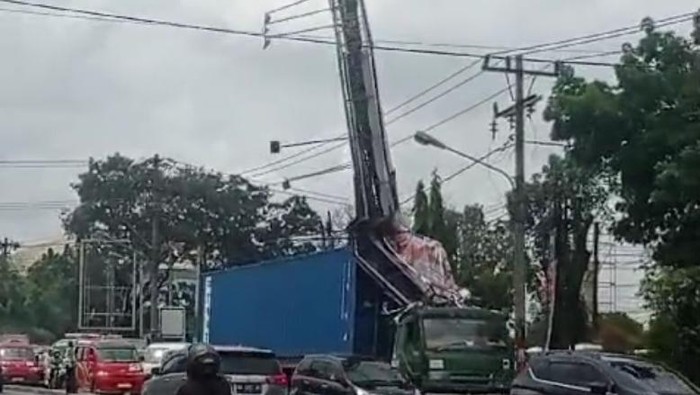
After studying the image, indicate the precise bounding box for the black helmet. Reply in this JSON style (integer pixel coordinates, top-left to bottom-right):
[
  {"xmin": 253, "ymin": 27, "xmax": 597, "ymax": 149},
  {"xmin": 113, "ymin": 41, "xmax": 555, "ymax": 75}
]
[{"xmin": 186, "ymin": 344, "xmax": 221, "ymax": 379}]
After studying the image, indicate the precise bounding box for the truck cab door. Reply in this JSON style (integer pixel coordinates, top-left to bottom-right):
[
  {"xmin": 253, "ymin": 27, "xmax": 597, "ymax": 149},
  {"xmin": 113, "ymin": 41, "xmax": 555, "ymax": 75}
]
[{"xmin": 395, "ymin": 317, "xmax": 423, "ymax": 384}]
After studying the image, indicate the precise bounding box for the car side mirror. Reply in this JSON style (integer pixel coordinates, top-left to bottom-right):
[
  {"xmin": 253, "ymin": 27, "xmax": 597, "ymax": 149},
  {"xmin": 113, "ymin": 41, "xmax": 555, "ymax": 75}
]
[
  {"xmin": 151, "ymin": 367, "xmax": 161, "ymax": 376},
  {"xmin": 589, "ymin": 382, "xmax": 610, "ymax": 394}
]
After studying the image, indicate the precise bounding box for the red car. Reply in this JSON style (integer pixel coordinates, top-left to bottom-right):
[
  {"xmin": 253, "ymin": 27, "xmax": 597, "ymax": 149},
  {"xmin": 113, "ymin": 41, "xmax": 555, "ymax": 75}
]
[
  {"xmin": 0, "ymin": 341, "xmax": 43, "ymax": 385},
  {"xmin": 75, "ymin": 338, "xmax": 146, "ymax": 395}
]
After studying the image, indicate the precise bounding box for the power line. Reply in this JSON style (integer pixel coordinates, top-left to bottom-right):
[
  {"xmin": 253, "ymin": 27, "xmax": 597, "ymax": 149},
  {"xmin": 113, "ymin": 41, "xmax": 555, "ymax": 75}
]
[
  {"xmin": 243, "ymin": 61, "xmax": 487, "ymax": 177},
  {"xmin": 511, "ymin": 11, "xmax": 696, "ymax": 56},
  {"xmin": 399, "ymin": 141, "xmax": 514, "ymax": 206},
  {"xmin": 3, "ymin": 0, "xmax": 693, "ymax": 65},
  {"xmin": 384, "ymin": 59, "xmax": 482, "ymax": 116}
]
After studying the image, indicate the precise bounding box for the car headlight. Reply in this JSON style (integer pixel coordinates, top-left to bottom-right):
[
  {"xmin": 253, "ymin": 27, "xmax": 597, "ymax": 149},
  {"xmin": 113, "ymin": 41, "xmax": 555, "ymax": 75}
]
[{"xmin": 355, "ymin": 388, "xmax": 375, "ymax": 395}]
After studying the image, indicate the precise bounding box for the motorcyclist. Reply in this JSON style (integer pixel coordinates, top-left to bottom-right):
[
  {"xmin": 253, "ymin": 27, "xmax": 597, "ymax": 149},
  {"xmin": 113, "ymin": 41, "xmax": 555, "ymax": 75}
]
[
  {"xmin": 176, "ymin": 344, "xmax": 230, "ymax": 395},
  {"xmin": 49, "ymin": 349, "xmax": 63, "ymax": 389},
  {"xmin": 62, "ymin": 342, "xmax": 77, "ymax": 394}
]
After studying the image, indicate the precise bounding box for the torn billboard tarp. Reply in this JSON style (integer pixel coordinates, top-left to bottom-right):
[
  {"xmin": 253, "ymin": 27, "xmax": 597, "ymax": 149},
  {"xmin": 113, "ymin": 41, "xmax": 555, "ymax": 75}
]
[{"xmin": 388, "ymin": 227, "xmax": 462, "ymax": 303}]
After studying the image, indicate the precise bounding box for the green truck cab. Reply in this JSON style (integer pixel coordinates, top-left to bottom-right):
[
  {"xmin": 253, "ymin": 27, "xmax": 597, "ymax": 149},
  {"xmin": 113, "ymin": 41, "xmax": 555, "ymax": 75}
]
[{"xmin": 392, "ymin": 306, "xmax": 514, "ymax": 394}]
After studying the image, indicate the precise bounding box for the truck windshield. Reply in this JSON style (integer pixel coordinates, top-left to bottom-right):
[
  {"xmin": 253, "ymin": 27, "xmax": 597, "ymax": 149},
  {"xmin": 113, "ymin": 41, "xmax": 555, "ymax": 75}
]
[
  {"xmin": 346, "ymin": 361, "xmax": 404, "ymax": 386},
  {"xmin": 97, "ymin": 347, "xmax": 139, "ymax": 362},
  {"xmin": 0, "ymin": 347, "xmax": 34, "ymax": 360},
  {"xmin": 423, "ymin": 318, "xmax": 507, "ymax": 350}
]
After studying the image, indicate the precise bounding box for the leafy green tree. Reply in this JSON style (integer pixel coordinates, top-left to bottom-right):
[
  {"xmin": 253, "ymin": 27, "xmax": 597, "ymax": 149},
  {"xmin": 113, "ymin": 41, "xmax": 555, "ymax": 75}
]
[
  {"xmin": 642, "ymin": 266, "xmax": 700, "ymax": 381},
  {"xmin": 543, "ymin": 17, "xmax": 700, "ymax": 374},
  {"xmin": 0, "ymin": 255, "xmax": 30, "ymax": 332},
  {"xmin": 520, "ymin": 155, "xmax": 608, "ymax": 348},
  {"xmin": 598, "ymin": 312, "xmax": 643, "ymax": 353},
  {"xmin": 413, "ymin": 181, "xmax": 430, "ymax": 235},
  {"xmin": 24, "ymin": 247, "xmax": 78, "ymax": 338},
  {"xmin": 412, "ymin": 175, "xmax": 514, "ymax": 312},
  {"xmin": 544, "ymin": 20, "xmax": 700, "ymax": 266},
  {"xmin": 453, "ymin": 205, "xmax": 513, "ymax": 312},
  {"xmin": 64, "ymin": 154, "xmax": 323, "ymax": 269},
  {"xmin": 62, "ymin": 154, "xmax": 323, "ymax": 334}
]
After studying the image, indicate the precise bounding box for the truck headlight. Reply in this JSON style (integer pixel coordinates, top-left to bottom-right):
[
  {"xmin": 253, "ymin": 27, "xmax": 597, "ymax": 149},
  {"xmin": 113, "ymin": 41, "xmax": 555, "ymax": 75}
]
[
  {"xmin": 428, "ymin": 359, "xmax": 444, "ymax": 370},
  {"xmin": 356, "ymin": 388, "xmax": 375, "ymax": 395}
]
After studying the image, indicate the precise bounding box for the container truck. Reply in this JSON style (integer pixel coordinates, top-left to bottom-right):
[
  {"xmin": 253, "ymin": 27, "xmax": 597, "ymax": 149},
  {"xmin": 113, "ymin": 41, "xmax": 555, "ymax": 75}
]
[
  {"xmin": 202, "ymin": 1, "xmax": 517, "ymax": 393},
  {"xmin": 201, "ymin": 248, "xmax": 513, "ymax": 393}
]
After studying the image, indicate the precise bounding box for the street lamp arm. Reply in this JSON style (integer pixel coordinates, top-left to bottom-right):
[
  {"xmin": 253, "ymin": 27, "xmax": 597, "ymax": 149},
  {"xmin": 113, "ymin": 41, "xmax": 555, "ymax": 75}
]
[{"xmin": 443, "ymin": 146, "xmax": 515, "ymax": 189}]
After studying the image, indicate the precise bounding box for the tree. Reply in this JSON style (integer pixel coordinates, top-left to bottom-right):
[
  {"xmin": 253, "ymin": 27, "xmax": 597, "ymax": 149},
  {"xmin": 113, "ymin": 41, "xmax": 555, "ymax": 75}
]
[
  {"xmin": 453, "ymin": 205, "xmax": 513, "ymax": 312},
  {"xmin": 62, "ymin": 154, "xmax": 323, "ymax": 335},
  {"xmin": 543, "ymin": 17, "xmax": 700, "ymax": 376},
  {"xmin": 24, "ymin": 247, "xmax": 78, "ymax": 338},
  {"xmin": 0, "ymin": 254, "xmax": 30, "ymax": 332},
  {"xmin": 64, "ymin": 154, "xmax": 323, "ymax": 269},
  {"xmin": 413, "ymin": 181, "xmax": 430, "ymax": 235},
  {"xmin": 411, "ymin": 175, "xmax": 514, "ymax": 312},
  {"xmin": 544, "ymin": 19, "xmax": 700, "ymax": 266},
  {"xmin": 598, "ymin": 312, "xmax": 643, "ymax": 353},
  {"xmin": 521, "ymin": 155, "xmax": 608, "ymax": 348}
]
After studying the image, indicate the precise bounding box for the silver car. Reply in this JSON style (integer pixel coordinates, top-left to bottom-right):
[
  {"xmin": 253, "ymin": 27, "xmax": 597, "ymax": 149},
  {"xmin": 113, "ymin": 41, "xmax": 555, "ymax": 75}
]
[{"xmin": 143, "ymin": 345, "xmax": 287, "ymax": 395}]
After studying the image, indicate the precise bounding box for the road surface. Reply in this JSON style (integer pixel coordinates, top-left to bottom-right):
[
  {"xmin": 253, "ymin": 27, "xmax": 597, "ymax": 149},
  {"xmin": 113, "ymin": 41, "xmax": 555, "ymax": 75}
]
[{"xmin": 4, "ymin": 386, "xmax": 89, "ymax": 395}]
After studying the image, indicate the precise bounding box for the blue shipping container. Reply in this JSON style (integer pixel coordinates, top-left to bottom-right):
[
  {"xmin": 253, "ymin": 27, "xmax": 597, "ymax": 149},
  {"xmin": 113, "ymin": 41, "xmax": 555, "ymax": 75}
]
[
  {"xmin": 203, "ymin": 248, "xmax": 360, "ymax": 357},
  {"xmin": 202, "ymin": 248, "xmax": 396, "ymax": 359}
]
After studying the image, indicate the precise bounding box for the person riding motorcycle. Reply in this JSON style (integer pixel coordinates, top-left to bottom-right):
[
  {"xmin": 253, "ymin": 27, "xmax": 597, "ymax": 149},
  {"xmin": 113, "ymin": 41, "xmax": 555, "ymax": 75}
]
[
  {"xmin": 176, "ymin": 344, "xmax": 230, "ymax": 395},
  {"xmin": 62, "ymin": 342, "xmax": 77, "ymax": 394},
  {"xmin": 49, "ymin": 349, "xmax": 64, "ymax": 389}
]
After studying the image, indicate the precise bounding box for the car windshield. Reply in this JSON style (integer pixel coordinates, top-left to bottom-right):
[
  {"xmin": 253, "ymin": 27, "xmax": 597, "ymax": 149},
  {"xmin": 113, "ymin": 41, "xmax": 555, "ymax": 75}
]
[
  {"xmin": 97, "ymin": 347, "xmax": 139, "ymax": 362},
  {"xmin": 219, "ymin": 352, "xmax": 280, "ymax": 375},
  {"xmin": 0, "ymin": 347, "xmax": 34, "ymax": 360},
  {"xmin": 423, "ymin": 317, "xmax": 508, "ymax": 350},
  {"xmin": 345, "ymin": 361, "xmax": 404, "ymax": 386},
  {"xmin": 608, "ymin": 359, "xmax": 698, "ymax": 395}
]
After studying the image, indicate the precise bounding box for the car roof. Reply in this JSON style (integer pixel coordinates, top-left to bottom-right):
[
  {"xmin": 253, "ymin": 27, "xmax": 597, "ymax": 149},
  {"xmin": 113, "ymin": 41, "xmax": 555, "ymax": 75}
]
[
  {"xmin": 78, "ymin": 339, "xmax": 135, "ymax": 348},
  {"xmin": 302, "ymin": 354, "xmax": 384, "ymax": 363},
  {"xmin": 146, "ymin": 342, "xmax": 189, "ymax": 350}
]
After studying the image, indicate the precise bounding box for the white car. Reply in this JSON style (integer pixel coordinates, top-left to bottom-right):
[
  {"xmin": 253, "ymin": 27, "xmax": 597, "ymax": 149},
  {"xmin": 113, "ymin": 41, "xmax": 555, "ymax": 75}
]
[{"xmin": 142, "ymin": 342, "xmax": 189, "ymax": 376}]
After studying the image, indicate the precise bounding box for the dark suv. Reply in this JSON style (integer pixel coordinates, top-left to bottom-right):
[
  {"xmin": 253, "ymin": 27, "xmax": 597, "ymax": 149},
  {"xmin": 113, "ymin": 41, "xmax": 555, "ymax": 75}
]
[
  {"xmin": 143, "ymin": 345, "xmax": 287, "ymax": 395},
  {"xmin": 511, "ymin": 351, "xmax": 699, "ymax": 395},
  {"xmin": 291, "ymin": 355, "xmax": 415, "ymax": 395}
]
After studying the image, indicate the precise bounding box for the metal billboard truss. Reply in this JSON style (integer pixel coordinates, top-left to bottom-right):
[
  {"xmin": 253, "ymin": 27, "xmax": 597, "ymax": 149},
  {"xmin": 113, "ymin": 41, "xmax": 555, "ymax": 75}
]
[{"xmin": 78, "ymin": 239, "xmax": 137, "ymax": 332}]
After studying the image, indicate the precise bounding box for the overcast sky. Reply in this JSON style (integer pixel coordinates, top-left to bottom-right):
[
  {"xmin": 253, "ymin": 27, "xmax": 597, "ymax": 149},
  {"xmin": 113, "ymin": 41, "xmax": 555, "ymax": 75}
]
[{"xmin": 1, "ymin": 0, "xmax": 697, "ymax": 318}]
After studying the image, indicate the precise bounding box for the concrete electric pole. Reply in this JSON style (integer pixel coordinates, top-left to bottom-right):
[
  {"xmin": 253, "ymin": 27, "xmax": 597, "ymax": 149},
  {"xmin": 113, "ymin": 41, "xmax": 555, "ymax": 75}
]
[
  {"xmin": 484, "ymin": 55, "xmax": 560, "ymax": 367},
  {"xmin": 149, "ymin": 155, "xmax": 162, "ymax": 339}
]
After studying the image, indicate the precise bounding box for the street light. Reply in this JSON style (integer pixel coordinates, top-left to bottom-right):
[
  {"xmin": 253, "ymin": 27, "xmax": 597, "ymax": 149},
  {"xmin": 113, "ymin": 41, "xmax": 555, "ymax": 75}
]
[{"xmin": 413, "ymin": 131, "xmax": 515, "ymax": 189}]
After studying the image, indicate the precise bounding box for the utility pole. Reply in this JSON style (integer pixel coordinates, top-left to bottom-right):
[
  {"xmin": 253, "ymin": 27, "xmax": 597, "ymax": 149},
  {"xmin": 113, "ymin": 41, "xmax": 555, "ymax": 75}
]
[
  {"xmin": 592, "ymin": 222, "xmax": 600, "ymax": 331},
  {"xmin": 0, "ymin": 237, "xmax": 20, "ymax": 260},
  {"xmin": 193, "ymin": 244, "xmax": 203, "ymax": 342},
  {"xmin": 149, "ymin": 155, "xmax": 161, "ymax": 339},
  {"xmin": 484, "ymin": 55, "xmax": 560, "ymax": 368}
]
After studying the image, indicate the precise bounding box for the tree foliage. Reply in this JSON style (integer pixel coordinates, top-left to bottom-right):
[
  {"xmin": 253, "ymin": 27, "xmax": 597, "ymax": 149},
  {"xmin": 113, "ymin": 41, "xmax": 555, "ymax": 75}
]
[
  {"xmin": 521, "ymin": 155, "xmax": 608, "ymax": 348},
  {"xmin": 0, "ymin": 247, "xmax": 77, "ymax": 342},
  {"xmin": 545, "ymin": 21, "xmax": 700, "ymax": 266},
  {"xmin": 412, "ymin": 174, "xmax": 513, "ymax": 312},
  {"xmin": 544, "ymin": 18, "xmax": 700, "ymax": 377},
  {"xmin": 64, "ymin": 154, "xmax": 323, "ymax": 269},
  {"xmin": 598, "ymin": 312, "xmax": 644, "ymax": 353}
]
